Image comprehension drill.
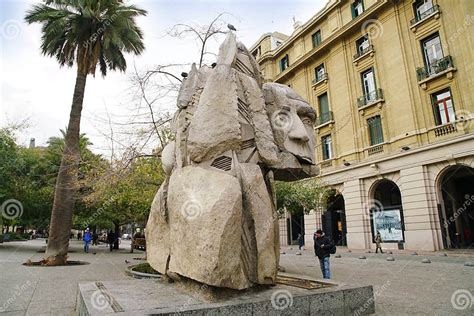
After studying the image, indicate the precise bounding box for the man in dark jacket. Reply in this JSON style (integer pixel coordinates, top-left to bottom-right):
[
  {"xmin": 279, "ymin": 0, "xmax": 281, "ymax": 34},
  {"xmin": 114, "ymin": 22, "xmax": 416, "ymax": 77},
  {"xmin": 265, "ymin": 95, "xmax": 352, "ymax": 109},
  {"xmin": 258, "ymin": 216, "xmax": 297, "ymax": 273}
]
[
  {"xmin": 313, "ymin": 229, "xmax": 334, "ymax": 279},
  {"xmin": 107, "ymin": 230, "xmax": 115, "ymax": 252}
]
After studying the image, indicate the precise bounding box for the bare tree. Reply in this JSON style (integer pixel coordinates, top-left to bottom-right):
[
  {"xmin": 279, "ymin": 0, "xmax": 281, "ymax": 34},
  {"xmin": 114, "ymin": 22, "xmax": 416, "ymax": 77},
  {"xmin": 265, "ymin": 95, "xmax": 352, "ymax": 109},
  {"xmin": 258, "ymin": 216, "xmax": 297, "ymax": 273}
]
[
  {"xmin": 167, "ymin": 13, "xmax": 228, "ymax": 67},
  {"xmin": 124, "ymin": 13, "xmax": 230, "ymax": 157}
]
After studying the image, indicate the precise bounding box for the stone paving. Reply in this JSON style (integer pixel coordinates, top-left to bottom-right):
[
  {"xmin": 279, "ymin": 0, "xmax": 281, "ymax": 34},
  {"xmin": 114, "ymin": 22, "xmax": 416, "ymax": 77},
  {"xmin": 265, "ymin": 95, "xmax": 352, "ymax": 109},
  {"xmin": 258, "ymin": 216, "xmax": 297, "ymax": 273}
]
[
  {"xmin": 280, "ymin": 246, "xmax": 474, "ymax": 315},
  {"xmin": 0, "ymin": 239, "xmax": 139, "ymax": 315},
  {"xmin": 0, "ymin": 239, "xmax": 473, "ymax": 315}
]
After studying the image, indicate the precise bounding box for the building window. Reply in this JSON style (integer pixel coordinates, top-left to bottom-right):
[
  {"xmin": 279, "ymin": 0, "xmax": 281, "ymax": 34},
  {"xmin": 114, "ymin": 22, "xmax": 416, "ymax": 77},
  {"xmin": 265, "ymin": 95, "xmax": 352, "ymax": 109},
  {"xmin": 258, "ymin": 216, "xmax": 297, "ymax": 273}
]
[
  {"xmin": 271, "ymin": 37, "xmax": 283, "ymax": 50},
  {"xmin": 351, "ymin": 0, "xmax": 364, "ymax": 19},
  {"xmin": 252, "ymin": 46, "xmax": 261, "ymax": 59},
  {"xmin": 321, "ymin": 135, "xmax": 333, "ymax": 160},
  {"xmin": 422, "ymin": 33, "xmax": 443, "ymax": 75},
  {"xmin": 280, "ymin": 54, "xmax": 289, "ymax": 72},
  {"xmin": 312, "ymin": 30, "xmax": 322, "ymax": 48},
  {"xmin": 318, "ymin": 93, "xmax": 331, "ymax": 125},
  {"xmin": 413, "ymin": 0, "xmax": 434, "ymax": 21},
  {"xmin": 253, "ymin": 46, "xmax": 261, "ymax": 58},
  {"xmin": 432, "ymin": 89, "xmax": 455, "ymax": 125},
  {"xmin": 318, "ymin": 93, "xmax": 329, "ymax": 116},
  {"xmin": 361, "ymin": 68, "xmax": 377, "ymax": 102},
  {"xmin": 356, "ymin": 35, "xmax": 370, "ymax": 56},
  {"xmin": 367, "ymin": 115, "xmax": 384, "ymax": 146},
  {"xmin": 315, "ymin": 64, "xmax": 326, "ymax": 82}
]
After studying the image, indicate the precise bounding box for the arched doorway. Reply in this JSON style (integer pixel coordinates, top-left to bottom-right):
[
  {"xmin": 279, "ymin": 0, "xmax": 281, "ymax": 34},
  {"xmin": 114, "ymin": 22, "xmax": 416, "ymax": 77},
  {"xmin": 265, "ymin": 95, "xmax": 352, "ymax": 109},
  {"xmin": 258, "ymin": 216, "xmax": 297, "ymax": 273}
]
[
  {"xmin": 287, "ymin": 209, "xmax": 304, "ymax": 246},
  {"xmin": 437, "ymin": 165, "xmax": 474, "ymax": 249},
  {"xmin": 322, "ymin": 190, "xmax": 347, "ymax": 246},
  {"xmin": 370, "ymin": 180, "xmax": 405, "ymax": 245}
]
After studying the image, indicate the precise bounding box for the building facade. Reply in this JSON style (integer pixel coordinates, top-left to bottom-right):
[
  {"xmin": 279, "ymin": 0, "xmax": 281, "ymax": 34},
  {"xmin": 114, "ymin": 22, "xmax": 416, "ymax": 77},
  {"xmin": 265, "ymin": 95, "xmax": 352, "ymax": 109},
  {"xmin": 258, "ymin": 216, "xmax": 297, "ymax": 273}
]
[{"xmin": 251, "ymin": 0, "xmax": 474, "ymax": 251}]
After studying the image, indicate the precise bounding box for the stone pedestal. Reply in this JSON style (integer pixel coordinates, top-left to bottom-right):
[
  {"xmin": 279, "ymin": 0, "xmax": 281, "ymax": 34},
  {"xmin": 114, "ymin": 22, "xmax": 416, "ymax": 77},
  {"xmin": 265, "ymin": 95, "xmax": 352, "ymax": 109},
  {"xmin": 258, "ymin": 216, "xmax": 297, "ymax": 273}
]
[{"xmin": 76, "ymin": 273, "xmax": 375, "ymax": 315}]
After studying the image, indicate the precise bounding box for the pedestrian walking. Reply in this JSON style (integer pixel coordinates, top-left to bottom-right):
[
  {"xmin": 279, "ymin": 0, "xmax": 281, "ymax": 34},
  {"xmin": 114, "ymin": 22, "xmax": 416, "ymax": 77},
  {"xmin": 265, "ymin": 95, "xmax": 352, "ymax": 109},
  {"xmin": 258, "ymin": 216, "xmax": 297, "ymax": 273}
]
[
  {"xmin": 313, "ymin": 229, "xmax": 335, "ymax": 279},
  {"xmin": 92, "ymin": 232, "xmax": 99, "ymax": 246},
  {"xmin": 375, "ymin": 230, "xmax": 384, "ymax": 253},
  {"xmin": 107, "ymin": 230, "xmax": 115, "ymax": 252},
  {"xmin": 83, "ymin": 228, "xmax": 92, "ymax": 253},
  {"xmin": 297, "ymin": 233, "xmax": 304, "ymax": 250}
]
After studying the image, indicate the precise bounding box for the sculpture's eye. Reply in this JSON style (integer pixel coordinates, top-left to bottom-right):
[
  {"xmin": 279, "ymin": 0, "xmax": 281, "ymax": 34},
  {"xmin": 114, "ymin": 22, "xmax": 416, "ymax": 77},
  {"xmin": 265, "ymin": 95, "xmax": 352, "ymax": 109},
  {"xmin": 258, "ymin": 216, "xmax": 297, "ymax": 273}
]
[{"xmin": 301, "ymin": 117, "xmax": 313, "ymax": 126}]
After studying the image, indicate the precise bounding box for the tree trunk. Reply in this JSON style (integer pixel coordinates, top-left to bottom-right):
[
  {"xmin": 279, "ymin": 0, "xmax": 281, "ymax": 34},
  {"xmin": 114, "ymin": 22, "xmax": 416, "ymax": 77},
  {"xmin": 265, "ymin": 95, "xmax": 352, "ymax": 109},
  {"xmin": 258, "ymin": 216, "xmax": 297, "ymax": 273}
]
[
  {"xmin": 114, "ymin": 222, "xmax": 120, "ymax": 250},
  {"xmin": 44, "ymin": 72, "xmax": 87, "ymax": 265}
]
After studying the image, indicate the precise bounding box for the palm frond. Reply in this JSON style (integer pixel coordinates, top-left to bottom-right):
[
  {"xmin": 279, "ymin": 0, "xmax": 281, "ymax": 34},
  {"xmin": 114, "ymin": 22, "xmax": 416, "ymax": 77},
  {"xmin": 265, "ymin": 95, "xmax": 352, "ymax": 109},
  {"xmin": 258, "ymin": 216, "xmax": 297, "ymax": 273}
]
[{"xmin": 25, "ymin": 0, "xmax": 147, "ymax": 77}]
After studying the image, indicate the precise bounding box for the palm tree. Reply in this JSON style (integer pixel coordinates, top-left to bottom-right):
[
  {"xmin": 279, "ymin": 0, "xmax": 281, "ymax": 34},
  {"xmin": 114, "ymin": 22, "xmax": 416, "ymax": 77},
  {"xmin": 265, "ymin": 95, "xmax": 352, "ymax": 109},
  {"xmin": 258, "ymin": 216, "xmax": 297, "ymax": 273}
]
[{"xmin": 25, "ymin": 0, "xmax": 147, "ymax": 265}]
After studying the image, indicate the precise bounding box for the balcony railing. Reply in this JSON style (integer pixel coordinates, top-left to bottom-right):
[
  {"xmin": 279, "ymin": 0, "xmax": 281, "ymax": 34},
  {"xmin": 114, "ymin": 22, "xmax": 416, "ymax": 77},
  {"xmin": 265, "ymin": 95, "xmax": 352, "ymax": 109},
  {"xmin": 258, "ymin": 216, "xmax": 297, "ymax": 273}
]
[
  {"xmin": 353, "ymin": 44, "xmax": 374, "ymax": 60},
  {"xmin": 416, "ymin": 55, "xmax": 454, "ymax": 81},
  {"xmin": 316, "ymin": 111, "xmax": 334, "ymax": 126},
  {"xmin": 357, "ymin": 88, "xmax": 384, "ymax": 108},
  {"xmin": 312, "ymin": 73, "xmax": 329, "ymax": 85},
  {"xmin": 320, "ymin": 160, "xmax": 332, "ymax": 168},
  {"xmin": 410, "ymin": 5, "xmax": 440, "ymax": 25},
  {"xmin": 368, "ymin": 144, "xmax": 384, "ymax": 156},
  {"xmin": 434, "ymin": 123, "xmax": 457, "ymax": 137}
]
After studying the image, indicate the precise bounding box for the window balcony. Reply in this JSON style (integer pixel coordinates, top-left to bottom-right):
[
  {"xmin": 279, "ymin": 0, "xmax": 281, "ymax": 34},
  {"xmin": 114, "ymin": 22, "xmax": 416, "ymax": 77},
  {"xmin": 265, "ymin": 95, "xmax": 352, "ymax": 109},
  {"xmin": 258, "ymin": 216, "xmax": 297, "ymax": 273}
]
[
  {"xmin": 410, "ymin": 5, "xmax": 440, "ymax": 26},
  {"xmin": 416, "ymin": 55, "xmax": 454, "ymax": 82},
  {"xmin": 357, "ymin": 88, "xmax": 384, "ymax": 108},
  {"xmin": 367, "ymin": 143, "xmax": 384, "ymax": 156},
  {"xmin": 316, "ymin": 111, "xmax": 334, "ymax": 127},
  {"xmin": 433, "ymin": 123, "xmax": 457, "ymax": 137},
  {"xmin": 353, "ymin": 44, "xmax": 374, "ymax": 60},
  {"xmin": 312, "ymin": 73, "xmax": 329, "ymax": 86},
  {"xmin": 320, "ymin": 159, "xmax": 333, "ymax": 168}
]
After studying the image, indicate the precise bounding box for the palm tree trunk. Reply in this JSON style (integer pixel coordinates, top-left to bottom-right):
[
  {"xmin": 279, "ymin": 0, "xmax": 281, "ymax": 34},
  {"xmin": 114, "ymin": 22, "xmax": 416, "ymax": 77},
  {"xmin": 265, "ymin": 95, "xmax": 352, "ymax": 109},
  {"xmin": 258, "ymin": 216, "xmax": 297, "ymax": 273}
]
[{"xmin": 44, "ymin": 72, "xmax": 87, "ymax": 265}]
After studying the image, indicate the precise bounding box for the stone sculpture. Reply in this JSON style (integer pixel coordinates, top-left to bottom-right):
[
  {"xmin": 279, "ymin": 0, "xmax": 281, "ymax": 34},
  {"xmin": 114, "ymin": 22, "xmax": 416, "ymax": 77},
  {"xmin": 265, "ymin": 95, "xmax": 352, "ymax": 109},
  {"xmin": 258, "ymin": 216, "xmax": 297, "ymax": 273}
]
[{"xmin": 146, "ymin": 32, "xmax": 318, "ymax": 290}]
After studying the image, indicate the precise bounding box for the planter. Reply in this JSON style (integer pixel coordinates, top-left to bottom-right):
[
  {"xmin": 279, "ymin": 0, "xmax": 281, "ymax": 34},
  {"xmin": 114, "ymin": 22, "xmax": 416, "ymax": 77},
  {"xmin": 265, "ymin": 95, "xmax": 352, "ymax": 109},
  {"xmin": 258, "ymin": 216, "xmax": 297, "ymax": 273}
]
[{"xmin": 128, "ymin": 263, "xmax": 161, "ymax": 279}]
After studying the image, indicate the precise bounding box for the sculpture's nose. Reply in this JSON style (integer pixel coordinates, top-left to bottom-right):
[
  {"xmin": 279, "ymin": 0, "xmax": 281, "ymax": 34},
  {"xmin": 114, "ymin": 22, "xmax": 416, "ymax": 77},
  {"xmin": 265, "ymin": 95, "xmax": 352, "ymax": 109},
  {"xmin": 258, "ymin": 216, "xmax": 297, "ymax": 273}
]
[{"xmin": 288, "ymin": 116, "xmax": 309, "ymax": 142}]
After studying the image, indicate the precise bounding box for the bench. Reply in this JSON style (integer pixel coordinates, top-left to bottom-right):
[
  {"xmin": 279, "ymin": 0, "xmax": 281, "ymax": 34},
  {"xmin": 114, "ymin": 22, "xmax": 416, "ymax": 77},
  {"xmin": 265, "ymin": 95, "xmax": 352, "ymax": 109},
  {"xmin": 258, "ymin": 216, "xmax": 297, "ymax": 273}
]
[{"xmin": 130, "ymin": 237, "xmax": 146, "ymax": 252}]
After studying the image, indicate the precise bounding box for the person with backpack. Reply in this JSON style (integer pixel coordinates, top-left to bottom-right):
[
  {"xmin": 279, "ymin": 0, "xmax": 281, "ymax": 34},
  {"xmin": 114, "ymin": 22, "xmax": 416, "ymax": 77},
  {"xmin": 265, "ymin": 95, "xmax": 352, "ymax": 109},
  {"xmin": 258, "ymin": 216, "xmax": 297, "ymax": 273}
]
[
  {"xmin": 83, "ymin": 228, "xmax": 92, "ymax": 253},
  {"xmin": 313, "ymin": 229, "xmax": 335, "ymax": 279}
]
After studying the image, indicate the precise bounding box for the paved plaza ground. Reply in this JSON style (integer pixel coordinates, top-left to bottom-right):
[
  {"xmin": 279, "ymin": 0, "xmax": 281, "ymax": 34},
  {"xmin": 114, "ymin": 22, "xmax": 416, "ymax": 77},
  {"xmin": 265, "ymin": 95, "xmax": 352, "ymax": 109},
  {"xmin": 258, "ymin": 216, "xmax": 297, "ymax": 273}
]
[{"xmin": 0, "ymin": 239, "xmax": 473, "ymax": 315}]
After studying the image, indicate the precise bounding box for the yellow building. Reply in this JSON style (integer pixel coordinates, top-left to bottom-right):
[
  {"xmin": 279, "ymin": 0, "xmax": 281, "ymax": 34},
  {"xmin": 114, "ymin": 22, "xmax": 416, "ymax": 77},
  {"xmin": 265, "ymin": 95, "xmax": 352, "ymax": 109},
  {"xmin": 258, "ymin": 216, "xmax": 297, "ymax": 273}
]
[{"xmin": 251, "ymin": 0, "xmax": 474, "ymax": 251}]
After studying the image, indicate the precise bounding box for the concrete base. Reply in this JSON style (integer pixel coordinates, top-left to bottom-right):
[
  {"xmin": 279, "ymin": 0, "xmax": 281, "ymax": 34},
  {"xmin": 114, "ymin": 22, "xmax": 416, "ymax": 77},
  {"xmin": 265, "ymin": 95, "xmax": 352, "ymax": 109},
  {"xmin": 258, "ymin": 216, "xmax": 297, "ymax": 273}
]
[{"xmin": 76, "ymin": 273, "xmax": 374, "ymax": 315}]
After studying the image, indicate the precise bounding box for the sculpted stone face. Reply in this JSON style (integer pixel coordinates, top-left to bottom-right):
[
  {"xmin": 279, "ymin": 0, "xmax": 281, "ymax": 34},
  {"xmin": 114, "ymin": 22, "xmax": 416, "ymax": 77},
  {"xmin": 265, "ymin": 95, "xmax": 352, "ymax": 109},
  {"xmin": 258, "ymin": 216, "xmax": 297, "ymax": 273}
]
[
  {"xmin": 263, "ymin": 83, "xmax": 316, "ymax": 165},
  {"xmin": 146, "ymin": 33, "xmax": 318, "ymax": 291}
]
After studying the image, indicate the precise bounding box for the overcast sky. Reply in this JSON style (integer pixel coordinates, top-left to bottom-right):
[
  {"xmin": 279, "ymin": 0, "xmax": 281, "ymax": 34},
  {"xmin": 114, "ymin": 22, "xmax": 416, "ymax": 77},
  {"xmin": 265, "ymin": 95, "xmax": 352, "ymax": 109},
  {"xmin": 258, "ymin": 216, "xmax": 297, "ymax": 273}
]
[{"xmin": 0, "ymin": 0, "xmax": 326, "ymax": 158}]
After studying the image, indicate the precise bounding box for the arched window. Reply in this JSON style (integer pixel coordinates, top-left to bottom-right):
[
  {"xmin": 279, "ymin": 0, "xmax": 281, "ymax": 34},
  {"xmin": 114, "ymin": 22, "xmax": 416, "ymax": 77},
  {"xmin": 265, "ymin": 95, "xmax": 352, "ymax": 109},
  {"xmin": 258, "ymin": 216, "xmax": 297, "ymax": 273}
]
[{"xmin": 370, "ymin": 180, "xmax": 405, "ymax": 243}]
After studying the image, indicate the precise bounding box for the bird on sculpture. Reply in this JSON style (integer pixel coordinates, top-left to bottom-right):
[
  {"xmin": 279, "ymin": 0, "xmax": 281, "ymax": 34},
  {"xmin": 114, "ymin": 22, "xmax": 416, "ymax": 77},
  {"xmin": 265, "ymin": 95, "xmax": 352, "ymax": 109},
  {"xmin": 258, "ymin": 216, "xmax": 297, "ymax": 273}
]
[
  {"xmin": 181, "ymin": 72, "xmax": 188, "ymax": 78},
  {"xmin": 227, "ymin": 24, "xmax": 236, "ymax": 31}
]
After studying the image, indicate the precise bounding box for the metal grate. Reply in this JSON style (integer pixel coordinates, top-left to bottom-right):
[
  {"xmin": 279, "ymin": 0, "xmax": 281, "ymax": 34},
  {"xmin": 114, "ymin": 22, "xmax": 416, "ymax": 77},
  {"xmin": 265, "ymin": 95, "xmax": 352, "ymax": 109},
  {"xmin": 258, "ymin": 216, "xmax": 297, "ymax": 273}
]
[
  {"xmin": 211, "ymin": 156, "xmax": 232, "ymax": 171},
  {"xmin": 276, "ymin": 275, "xmax": 333, "ymax": 290},
  {"xmin": 238, "ymin": 98, "xmax": 252, "ymax": 123},
  {"xmin": 95, "ymin": 282, "xmax": 124, "ymax": 312},
  {"xmin": 241, "ymin": 138, "xmax": 255, "ymax": 150}
]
